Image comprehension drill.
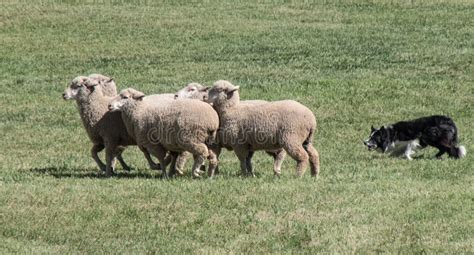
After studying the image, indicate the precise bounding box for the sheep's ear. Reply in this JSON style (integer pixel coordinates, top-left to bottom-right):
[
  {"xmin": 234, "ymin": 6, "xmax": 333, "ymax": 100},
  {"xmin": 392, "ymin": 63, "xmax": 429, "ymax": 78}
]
[
  {"xmin": 106, "ymin": 78, "xmax": 114, "ymax": 83},
  {"xmin": 226, "ymin": 86, "xmax": 239, "ymax": 98},
  {"xmin": 200, "ymin": 87, "xmax": 210, "ymax": 92},
  {"xmin": 85, "ymin": 79, "xmax": 101, "ymax": 88},
  {"xmin": 230, "ymin": 86, "xmax": 240, "ymax": 92},
  {"xmin": 132, "ymin": 92, "xmax": 145, "ymax": 101}
]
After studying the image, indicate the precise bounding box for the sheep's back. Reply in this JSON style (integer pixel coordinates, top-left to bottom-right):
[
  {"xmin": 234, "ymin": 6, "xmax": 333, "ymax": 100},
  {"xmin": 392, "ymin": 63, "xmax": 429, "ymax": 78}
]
[{"xmin": 219, "ymin": 100, "xmax": 315, "ymax": 149}]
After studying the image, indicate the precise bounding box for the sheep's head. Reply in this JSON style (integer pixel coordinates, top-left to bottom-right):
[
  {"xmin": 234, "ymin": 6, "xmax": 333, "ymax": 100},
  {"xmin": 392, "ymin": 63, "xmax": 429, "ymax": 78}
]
[
  {"xmin": 108, "ymin": 88, "xmax": 145, "ymax": 112},
  {"xmin": 207, "ymin": 80, "xmax": 240, "ymax": 108},
  {"xmin": 88, "ymin": 74, "xmax": 117, "ymax": 97},
  {"xmin": 174, "ymin": 82, "xmax": 209, "ymax": 101},
  {"xmin": 63, "ymin": 76, "xmax": 100, "ymax": 100}
]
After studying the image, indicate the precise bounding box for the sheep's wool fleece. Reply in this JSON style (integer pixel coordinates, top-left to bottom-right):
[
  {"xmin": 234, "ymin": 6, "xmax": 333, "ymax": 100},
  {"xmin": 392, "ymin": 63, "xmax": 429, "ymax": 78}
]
[
  {"xmin": 121, "ymin": 97, "xmax": 219, "ymax": 152},
  {"xmin": 76, "ymin": 85, "xmax": 135, "ymax": 146}
]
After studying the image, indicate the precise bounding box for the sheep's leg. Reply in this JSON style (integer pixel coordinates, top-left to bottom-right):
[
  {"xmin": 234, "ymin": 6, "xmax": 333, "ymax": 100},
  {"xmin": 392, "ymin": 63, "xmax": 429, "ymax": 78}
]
[
  {"xmin": 139, "ymin": 146, "xmax": 161, "ymax": 170},
  {"xmin": 245, "ymin": 151, "xmax": 255, "ymax": 177},
  {"xmin": 116, "ymin": 147, "xmax": 131, "ymax": 171},
  {"xmin": 116, "ymin": 154, "xmax": 131, "ymax": 171},
  {"xmin": 186, "ymin": 144, "xmax": 209, "ymax": 178},
  {"xmin": 267, "ymin": 149, "xmax": 286, "ymax": 177},
  {"xmin": 304, "ymin": 144, "xmax": 320, "ymax": 176},
  {"xmin": 233, "ymin": 147, "xmax": 249, "ymax": 176},
  {"xmin": 104, "ymin": 145, "xmax": 117, "ymax": 177},
  {"xmin": 210, "ymin": 145, "xmax": 222, "ymax": 175},
  {"xmin": 146, "ymin": 144, "xmax": 169, "ymax": 179},
  {"xmin": 168, "ymin": 152, "xmax": 179, "ymax": 177},
  {"xmin": 174, "ymin": 151, "xmax": 189, "ymax": 176},
  {"xmin": 207, "ymin": 148, "xmax": 218, "ymax": 178},
  {"xmin": 284, "ymin": 142, "xmax": 309, "ymax": 177},
  {"xmin": 91, "ymin": 144, "xmax": 106, "ymax": 172}
]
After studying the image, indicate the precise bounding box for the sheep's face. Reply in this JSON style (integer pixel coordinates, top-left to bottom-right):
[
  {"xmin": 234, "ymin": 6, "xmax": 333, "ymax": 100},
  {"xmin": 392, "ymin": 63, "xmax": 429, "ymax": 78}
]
[
  {"xmin": 174, "ymin": 83, "xmax": 209, "ymax": 101},
  {"xmin": 207, "ymin": 80, "xmax": 240, "ymax": 107},
  {"xmin": 108, "ymin": 88, "xmax": 145, "ymax": 112},
  {"xmin": 63, "ymin": 76, "xmax": 92, "ymax": 100}
]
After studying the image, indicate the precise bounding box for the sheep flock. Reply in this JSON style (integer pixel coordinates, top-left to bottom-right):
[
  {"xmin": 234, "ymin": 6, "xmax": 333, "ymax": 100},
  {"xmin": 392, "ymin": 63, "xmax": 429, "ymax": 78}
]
[{"xmin": 63, "ymin": 74, "xmax": 320, "ymax": 178}]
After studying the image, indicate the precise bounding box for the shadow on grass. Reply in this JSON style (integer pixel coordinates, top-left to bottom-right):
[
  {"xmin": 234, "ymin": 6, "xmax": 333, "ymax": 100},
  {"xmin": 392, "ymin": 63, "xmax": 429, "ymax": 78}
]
[
  {"xmin": 370, "ymin": 154, "xmax": 429, "ymax": 160},
  {"xmin": 27, "ymin": 167, "xmax": 267, "ymax": 180},
  {"xmin": 28, "ymin": 167, "xmax": 163, "ymax": 179}
]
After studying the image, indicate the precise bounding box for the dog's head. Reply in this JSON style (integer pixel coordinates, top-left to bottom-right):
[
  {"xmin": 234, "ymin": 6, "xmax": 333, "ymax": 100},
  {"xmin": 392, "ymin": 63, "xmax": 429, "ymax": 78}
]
[{"xmin": 363, "ymin": 126, "xmax": 392, "ymax": 153}]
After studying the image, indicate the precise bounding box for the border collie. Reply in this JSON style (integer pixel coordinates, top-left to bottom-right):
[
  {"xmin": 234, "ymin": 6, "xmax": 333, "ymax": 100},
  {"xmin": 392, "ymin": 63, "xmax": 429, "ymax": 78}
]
[{"xmin": 364, "ymin": 115, "xmax": 466, "ymax": 160}]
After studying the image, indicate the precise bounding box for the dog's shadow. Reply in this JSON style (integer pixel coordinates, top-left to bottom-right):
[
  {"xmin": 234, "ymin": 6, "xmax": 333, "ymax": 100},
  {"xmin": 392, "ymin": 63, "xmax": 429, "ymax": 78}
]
[
  {"xmin": 28, "ymin": 167, "xmax": 161, "ymax": 179},
  {"xmin": 370, "ymin": 154, "xmax": 428, "ymax": 160}
]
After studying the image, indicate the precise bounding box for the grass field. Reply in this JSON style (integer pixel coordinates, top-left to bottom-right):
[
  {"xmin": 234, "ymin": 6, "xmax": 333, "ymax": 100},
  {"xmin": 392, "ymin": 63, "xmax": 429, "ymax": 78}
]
[{"xmin": 0, "ymin": 0, "xmax": 473, "ymax": 253}]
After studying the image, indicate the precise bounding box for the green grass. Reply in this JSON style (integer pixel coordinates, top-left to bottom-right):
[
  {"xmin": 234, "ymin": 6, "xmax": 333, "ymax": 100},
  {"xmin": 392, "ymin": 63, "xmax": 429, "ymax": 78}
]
[{"xmin": 1, "ymin": 0, "xmax": 473, "ymax": 253}]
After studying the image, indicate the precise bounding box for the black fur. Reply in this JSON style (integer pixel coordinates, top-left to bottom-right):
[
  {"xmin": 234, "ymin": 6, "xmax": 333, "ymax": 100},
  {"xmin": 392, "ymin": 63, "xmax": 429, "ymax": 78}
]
[{"xmin": 364, "ymin": 115, "xmax": 465, "ymax": 159}]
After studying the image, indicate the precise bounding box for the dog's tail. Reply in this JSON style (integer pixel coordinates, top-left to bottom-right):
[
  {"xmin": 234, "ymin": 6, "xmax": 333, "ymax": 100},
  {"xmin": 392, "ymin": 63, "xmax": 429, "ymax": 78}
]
[
  {"xmin": 456, "ymin": 145, "xmax": 467, "ymax": 158},
  {"xmin": 448, "ymin": 145, "xmax": 467, "ymax": 159},
  {"xmin": 451, "ymin": 122, "xmax": 466, "ymax": 158}
]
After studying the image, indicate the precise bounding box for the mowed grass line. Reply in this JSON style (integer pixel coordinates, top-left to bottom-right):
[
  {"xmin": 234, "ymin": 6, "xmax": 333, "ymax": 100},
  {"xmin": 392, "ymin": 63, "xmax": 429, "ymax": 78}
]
[{"xmin": 0, "ymin": 1, "xmax": 473, "ymax": 253}]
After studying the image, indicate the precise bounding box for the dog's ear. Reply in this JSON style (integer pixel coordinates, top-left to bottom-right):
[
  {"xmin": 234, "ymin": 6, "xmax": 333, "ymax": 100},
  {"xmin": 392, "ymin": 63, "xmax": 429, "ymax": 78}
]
[
  {"xmin": 371, "ymin": 125, "xmax": 376, "ymax": 132},
  {"xmin": 380, "ymin": 126, "xmax": 385, "ymax": 131}
]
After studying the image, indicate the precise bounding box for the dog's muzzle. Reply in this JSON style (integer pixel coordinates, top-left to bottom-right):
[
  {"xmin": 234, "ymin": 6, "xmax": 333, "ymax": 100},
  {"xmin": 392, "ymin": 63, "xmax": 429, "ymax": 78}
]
[{"xmin": 363, "ymin": 140, "xmax": 377, "ymax": 151}]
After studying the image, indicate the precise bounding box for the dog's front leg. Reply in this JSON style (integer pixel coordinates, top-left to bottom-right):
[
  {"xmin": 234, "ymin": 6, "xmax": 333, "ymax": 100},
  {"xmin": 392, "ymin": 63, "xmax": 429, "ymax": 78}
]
[{"xmin": 404, "ymin": 140, "xmax": 419, "ymax": 160}]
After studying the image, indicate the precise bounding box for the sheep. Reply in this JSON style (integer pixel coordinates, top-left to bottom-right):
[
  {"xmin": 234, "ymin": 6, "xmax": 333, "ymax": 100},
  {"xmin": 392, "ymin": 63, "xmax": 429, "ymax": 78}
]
[
  {"xmin": 108, "ymin": 88, "xmax": 219, "ymax": 178},
  {"xmin": 174, "ymin": 82, "xmax": 209, "ymax": 100},
  {"xmin": 207, "ymin": 80, "xmax": 320, "ymax": 177},
  {"xmin": 175, "ymin": 86, "xmax": 287, "ymax": 176},
  {"xmin": 62, "ymin": 76, "xmax": 160, "ymax": 176}
]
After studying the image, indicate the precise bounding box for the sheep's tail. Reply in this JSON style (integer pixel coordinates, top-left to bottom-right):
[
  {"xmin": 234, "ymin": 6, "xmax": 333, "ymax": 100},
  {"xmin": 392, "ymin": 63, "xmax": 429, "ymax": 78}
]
[{"xmin": 303, "ymin": 128, "xmax": 320, "ymax": 176}]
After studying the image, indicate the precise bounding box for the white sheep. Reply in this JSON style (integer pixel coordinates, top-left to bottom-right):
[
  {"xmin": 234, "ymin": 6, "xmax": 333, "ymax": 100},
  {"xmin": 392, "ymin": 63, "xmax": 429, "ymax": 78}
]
[
  {"xmin": 207, "ymin": 80, "xmax": 320, "ymax": 177},
  {"xmin": 109, "ymin": 88, "xmax": 219, "ymax": 178},
  {"xmin": 62, "ymin": 76, "xmax": 160, "ymax": 175},
  {"xmin": 175, "ymin": 86, "xmax": 287, "ymax": 176},
  {"xmin": 174, "ymin": 82, "xmax": 209, "ymax": 101}
]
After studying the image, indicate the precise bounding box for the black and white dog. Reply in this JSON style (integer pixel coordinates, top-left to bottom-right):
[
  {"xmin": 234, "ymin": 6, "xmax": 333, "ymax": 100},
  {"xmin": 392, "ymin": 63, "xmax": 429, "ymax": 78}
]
[{"xmin": 364, "ymin": 115, "xmax": 466, "ymax": 160}]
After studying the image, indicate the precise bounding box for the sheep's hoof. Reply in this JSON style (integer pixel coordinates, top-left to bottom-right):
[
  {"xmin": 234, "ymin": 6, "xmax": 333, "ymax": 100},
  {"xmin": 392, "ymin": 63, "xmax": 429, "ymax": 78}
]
[
  {"xmin": 122, "ymin": 166, "xmax": 135, "ymax": 172},
  {"xmin": 175, "ymin": 169, "xmax": 185, "ymax": 176},
  {"xmin": 104, "ymin": 171, "xmax": 116, "ymax": 177},
  {"xmin": 245, "ymin": 172, "xmax": 255, "ymax": 177}
]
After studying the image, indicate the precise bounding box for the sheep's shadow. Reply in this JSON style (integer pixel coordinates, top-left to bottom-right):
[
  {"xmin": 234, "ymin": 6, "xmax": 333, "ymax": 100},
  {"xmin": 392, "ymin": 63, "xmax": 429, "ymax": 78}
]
[
  {"xmin": 28, "ymin": 167, "xmax": 265, "ymax": 180},
  {"xmin": 28, "ymin": 167, "xmax": 162, "ymax": 179}
]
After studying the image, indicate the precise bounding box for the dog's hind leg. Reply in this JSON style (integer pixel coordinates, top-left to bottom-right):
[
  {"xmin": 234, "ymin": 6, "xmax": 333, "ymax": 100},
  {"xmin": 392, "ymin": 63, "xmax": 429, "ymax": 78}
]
[{"xmin": 435, "ymin": 149, "xmax": 446, "ymax": 159}]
